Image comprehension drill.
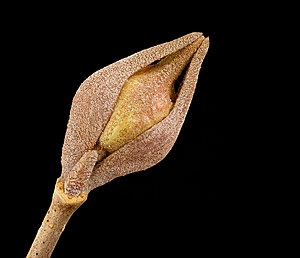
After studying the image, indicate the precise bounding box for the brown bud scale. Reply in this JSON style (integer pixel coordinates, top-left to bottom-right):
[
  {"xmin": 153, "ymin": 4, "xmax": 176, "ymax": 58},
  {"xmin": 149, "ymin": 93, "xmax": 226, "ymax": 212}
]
[{"xmin": 61, "ymin": 32, "xmax": 209, "ymax": 193}]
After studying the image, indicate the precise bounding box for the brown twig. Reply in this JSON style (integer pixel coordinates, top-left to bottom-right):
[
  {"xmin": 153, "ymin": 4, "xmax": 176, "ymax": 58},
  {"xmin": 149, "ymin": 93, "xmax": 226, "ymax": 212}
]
[{"xmin": 26, "ymin": 180, "xmax": 87, "ymax": 258}]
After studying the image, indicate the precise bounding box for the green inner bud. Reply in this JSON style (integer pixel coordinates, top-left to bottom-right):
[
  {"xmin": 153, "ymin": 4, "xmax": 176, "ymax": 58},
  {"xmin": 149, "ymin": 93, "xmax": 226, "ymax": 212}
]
[{"xmin": 99, "ymin": 37, "xmax": 203, "ymax": 153}]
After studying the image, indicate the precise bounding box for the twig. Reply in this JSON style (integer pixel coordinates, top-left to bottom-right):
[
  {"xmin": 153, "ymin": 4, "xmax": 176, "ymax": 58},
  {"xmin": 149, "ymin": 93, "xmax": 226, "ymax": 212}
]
[{"xmin": 26, "ymin": 180, "xmax": 87, "ymax": 258}]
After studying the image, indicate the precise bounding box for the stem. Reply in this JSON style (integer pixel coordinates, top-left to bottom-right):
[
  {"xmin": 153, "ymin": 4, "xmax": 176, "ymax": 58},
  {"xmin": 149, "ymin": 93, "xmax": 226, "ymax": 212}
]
[{"xmin": 26, "ymin": 179, "xmax": 87, "ymax": 258}]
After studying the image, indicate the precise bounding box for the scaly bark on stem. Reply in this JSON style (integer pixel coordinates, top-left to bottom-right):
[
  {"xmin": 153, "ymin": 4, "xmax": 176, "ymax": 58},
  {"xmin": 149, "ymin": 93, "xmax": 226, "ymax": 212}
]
[{"xmin": 26, "ymin": 180, "xmax": 87, "ymax": 258}]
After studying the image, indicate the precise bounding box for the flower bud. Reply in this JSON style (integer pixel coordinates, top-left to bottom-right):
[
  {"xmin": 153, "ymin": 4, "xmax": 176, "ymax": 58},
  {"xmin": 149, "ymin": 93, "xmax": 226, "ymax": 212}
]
[{"xmin": 61, "ymin": 32, "xmax": 209, "ymax": 195}]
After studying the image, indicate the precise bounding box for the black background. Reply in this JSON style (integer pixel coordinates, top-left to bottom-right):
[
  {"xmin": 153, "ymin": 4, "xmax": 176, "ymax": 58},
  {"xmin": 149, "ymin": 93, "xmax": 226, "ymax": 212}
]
[{"xmin": 1, "ymin": 2, "xmax": 267, "ymax": 257}]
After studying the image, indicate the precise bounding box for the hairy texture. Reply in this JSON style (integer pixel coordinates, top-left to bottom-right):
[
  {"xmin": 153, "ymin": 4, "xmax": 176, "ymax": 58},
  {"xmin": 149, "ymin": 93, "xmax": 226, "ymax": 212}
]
[
  {"xmin": 64, "ymin": 150, "xmax": 98, "ymax": 196},
  {"xmin": 88, "ymin": 37, "xmax": 209, "ymax": 191},
  {"xmin": 61, "ymin": 32, "xmax": 209, "ymax": 194}
]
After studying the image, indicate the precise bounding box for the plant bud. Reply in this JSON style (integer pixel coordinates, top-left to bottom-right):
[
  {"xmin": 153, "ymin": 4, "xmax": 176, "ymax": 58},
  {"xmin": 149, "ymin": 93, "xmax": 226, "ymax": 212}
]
[{"xmin": 61, "ymin": 32, "xmax": 209, "ymax": 195}]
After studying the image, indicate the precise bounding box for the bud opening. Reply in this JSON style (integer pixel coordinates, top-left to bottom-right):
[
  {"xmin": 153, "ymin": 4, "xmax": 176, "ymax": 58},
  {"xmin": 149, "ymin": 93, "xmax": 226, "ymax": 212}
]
[{"xmin": 98, "ymin": 37, "xmax": 204, "ymax": 154}]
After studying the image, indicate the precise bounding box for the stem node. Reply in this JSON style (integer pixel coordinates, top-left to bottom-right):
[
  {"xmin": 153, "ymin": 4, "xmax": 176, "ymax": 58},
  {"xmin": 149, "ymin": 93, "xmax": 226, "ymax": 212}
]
[{"xmin": 26, "ymin": 179, "xmax": 87, "ymax": 258}]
